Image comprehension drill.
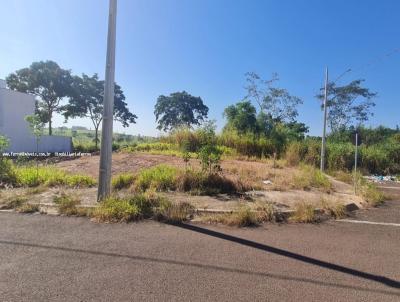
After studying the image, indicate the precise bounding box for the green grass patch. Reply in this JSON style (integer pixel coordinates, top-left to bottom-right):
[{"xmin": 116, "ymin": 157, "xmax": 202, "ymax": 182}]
[
  {"xmin": 133, "ymin": 165, "xmax": 178, "ymax": 192},
  {"xmin": 14, "ymin": 166, "xmax": 96, "ymax": 188},
  {"xmin": 93, "ymin": 197, "xmax": 141, "ymax": 222},
  {"xmin": 112, "ymin": 173, "xmax": 135, "ymax": 190}
]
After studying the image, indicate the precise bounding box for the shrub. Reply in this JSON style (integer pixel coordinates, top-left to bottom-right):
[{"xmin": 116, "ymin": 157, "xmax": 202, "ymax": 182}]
[
  {"xmin": 133, "ymin": 165, "xmax": 178, "ymax": 192},
  {"xmin": 359, "ymin": 183, "xmax": 385, "ymax": 206},
  {"xmin": 0, "ymin": 159, "xmax": 17, "ymax": 185},
  {"xmin": 93, "ymin": 197, "xmax": 140, "ymax": 222},
  {"xmin": 175, "ymin": 170, "xmax": 247, "ymax": 195},
  {"xmin": 326, "ymin": 142, "xmax": 355, "ymax": 172},
  {"xmin": 198, "ymin": 145, "xmax": 222, "ymax": 173},
  {"xmin": 112, "ymin": 173, "xmax": 135, "ymax": 190},
  {"xmin": 255, "ymin": 201, "xmax": 276, "ymax": 222},
  {"xmin": 290, "ymin": 202, "xmax": 318, "ymax": 223},
  {"xmin": 285, "ymin": 141, "xmax": 304, "ymax": 166}
]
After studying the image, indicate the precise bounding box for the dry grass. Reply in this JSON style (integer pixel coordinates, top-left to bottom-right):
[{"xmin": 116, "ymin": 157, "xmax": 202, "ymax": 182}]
[
  {"xmin": 16, "ymin": 203, "xmax": 40, "ymax": 213},
  {"xmin": 254, "ymin": 201, "xmax": 277, "ymax": 222},
  {"xmin": 200, "ymin": 207, "xmax": 258, "ymax": 227},
  {"xmin": 53, "ymin": 193, "xmax": 87, "ymax": 216},
  {"xmin": 320, "ymin": 198, "xmax": 346, "ymax": 219},
  {"xmin": 0, "ymin": 196, "xmax": 28, "ymax": 210},
  {"xmin": 289, "ymin": 202, "xmax": 318, "ymax": 223},
  {"xmin": 155, "ymin": 201, "xmax": 195, "ymax": 223}
]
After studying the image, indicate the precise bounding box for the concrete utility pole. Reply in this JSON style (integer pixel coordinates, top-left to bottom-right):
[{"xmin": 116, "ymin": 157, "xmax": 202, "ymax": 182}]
[
  {"xmin": 98, "ymin": 0, "xmax": 118, "ymax": 201},
  {"xmin": 354, "ymin": 131, "xmax": 359, "ymax": 194},
  {"xmin": 320, "ymin": 67, "xmax": 329, "ymax": 171}
]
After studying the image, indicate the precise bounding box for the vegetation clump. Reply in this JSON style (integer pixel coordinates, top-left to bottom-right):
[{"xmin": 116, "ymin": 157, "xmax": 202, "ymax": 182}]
[
  {"xmin": 290, "ymin": 202, "xmax": 318, "ymax": 223},
  {"xmin": 53, "ymin": 193, "xmax": 88, "ymax": 216},
  {"xmin": 112, "ymin": 173, "xmax": 135, "ymax": 190}
]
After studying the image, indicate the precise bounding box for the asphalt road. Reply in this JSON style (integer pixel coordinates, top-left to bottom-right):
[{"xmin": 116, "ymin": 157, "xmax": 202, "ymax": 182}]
[{"xmin": 1, "ymin": 182, "xmax": 400, "ymax": 302}]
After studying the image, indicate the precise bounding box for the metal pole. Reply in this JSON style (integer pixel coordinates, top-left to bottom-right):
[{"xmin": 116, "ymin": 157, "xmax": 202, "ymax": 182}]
[
  {"xmin": 98, "ymin": 0, "xmax": 117, "ymax": 201},
  {"xmin": 320, "ymin": 67, "xmax": 329, "ymax": 171},
  {"xmin": 354, "ymin": 132, "xmax": 358, "ymax": 194}
]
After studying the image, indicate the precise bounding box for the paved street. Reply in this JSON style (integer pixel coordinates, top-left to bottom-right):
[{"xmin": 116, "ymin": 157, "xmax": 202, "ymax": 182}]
[{"xmin": 0, "ymin": 191, "xmax": 399, "ymax": 302}]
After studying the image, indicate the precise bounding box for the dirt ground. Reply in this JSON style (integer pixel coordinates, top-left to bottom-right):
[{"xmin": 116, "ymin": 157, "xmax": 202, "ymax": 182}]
[{"xmin": 0, "ymin": 152, "xmax": 365, "ymax": 212}]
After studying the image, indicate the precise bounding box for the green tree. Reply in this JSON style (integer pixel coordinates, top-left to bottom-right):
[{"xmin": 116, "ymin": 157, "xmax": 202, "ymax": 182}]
[
  {"xmin": 317, "ymin": 79, "xmax": 377, "ymax": 132},
  {"xmin": 154, "ymin": 91, "xmax": 209, "ymax": 132},
  {"xmin": 63, "ymin": 74, "xmax": 137, "ymax": 148},
  {"xmin": 223, "ymin": 101, "xmax": 258, "ymax": 134},
  {"xmin": 6, "ymin": 61, "xmax": 73, "ymax": 135},
  {"xmin": 245, "ymin": 72, "xmax": 302, "ymax": 122}
]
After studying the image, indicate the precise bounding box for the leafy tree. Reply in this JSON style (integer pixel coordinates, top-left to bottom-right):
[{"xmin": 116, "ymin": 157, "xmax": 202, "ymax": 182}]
[
  {"xmin": 63, "ymin": 74, "xmax": 137, "ymax": 148},
  {"xmin": 317, "ymin": 79, "xmax": 377, "ymax": 132},
  {"xmin": 223, "ymin": 101, "xmax": 258, "ymax": 134},
  {"xmin": 154, "ymin": 91, "xmax": 209, "ymax": 132},
  {"xmin": 245, "ymin": 72, "xmax": 302, "ymax": 122},
  {"xmin": 196, "ymin": 121, "xmax": 222, "ymax": 173},
  {"xmin": 6, "ymin": 61, "xmax": 73, "ymax": 135}
]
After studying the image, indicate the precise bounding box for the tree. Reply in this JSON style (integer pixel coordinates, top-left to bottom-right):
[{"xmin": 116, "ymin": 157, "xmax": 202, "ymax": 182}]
[
  {"xmin": 63, "ymin": 74, "xmax": 137, "ymax": 148},
  {"xmin": 316, "ymin": 79, "xmax": 377, "ymax": 132},
  {"xmin": 154, "ymin": 91, "xmax": 209, "ymax": 132},
  {"xmin": 6, "ymin": 61, "xmax": 73, "ymax": 135},
  {"xmin": 223, "ymin": 101, "xmax": 258, "ymax": 134},
  {"xmin": 244, "ymin": 72, "xmax": 303, "ymax": 122}
]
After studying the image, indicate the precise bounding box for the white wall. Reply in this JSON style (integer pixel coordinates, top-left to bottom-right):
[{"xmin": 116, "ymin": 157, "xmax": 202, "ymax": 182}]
[{"xmin": 0, "ymin": 88, "xmax": 72, "ymax": 153}]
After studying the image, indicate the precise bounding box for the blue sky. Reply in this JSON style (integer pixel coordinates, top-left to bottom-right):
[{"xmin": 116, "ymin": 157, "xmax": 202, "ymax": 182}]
[{"xmin": 1, "ymin": 0, "xmax": 399, "ymax": 136}]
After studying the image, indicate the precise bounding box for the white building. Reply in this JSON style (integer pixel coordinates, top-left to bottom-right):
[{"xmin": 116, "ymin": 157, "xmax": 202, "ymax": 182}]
[{"xmin": 0, "ymin": 79, "xmax": 72, "ymax": 153}]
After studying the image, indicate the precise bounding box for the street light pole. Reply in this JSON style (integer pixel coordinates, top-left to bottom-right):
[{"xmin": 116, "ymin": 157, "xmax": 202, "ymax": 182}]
[
  {"xmin": 320, "ymin": 67, "xmax": 329, "ymax": 171},
  {"xmin": 98, "ymin": 0, "xmax": 117, "ymax": 201}
]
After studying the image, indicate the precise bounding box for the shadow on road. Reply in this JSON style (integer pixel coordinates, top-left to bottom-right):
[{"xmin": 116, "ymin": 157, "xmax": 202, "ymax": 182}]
[
  {"xmin": 173, "ymin": 223, "xmax": 400, "ymax": 290},
  {"xmin": 0, "ymin": 237, "xmax": 399, "ymax": 297}
]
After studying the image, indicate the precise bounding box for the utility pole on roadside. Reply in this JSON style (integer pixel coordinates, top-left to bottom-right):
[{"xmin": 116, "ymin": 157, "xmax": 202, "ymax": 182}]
[
  {"xmin": 320, "ymin": 67, "xmax": 329, "ymax": 171},
  {"xmin": 98, "ymin": 0, "xmax": 117, "ymax": 201}
]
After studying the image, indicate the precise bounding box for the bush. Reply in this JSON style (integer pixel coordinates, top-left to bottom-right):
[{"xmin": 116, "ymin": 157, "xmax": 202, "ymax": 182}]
[
  {"xmin": 176, "ymin": 169, "xmax": 248, "ymax": 195},
  {"xmin": 112, "ymin": 173, "xmax": 135, "ymax": 190},
  {"xmin": 0, "ymin": 159, "xmax": 17, "ymax": 186},
  {"xmin": 219, "ymin": 130, "xmax": 274, "ymax": 158},
  {"xmin": 326, "ymin": 142, "xmax": 354, "ymax": 172},
  {"xmin": 93, "ymin": 197, "xmax": 140, "ymax": 222},
  {"xmin": 133, "ymin": 165, "xmax": 178, "ymax": 192},
  {"xmin": 290, "ymin": 202, "xmax": 318, "ymax": 223}
]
